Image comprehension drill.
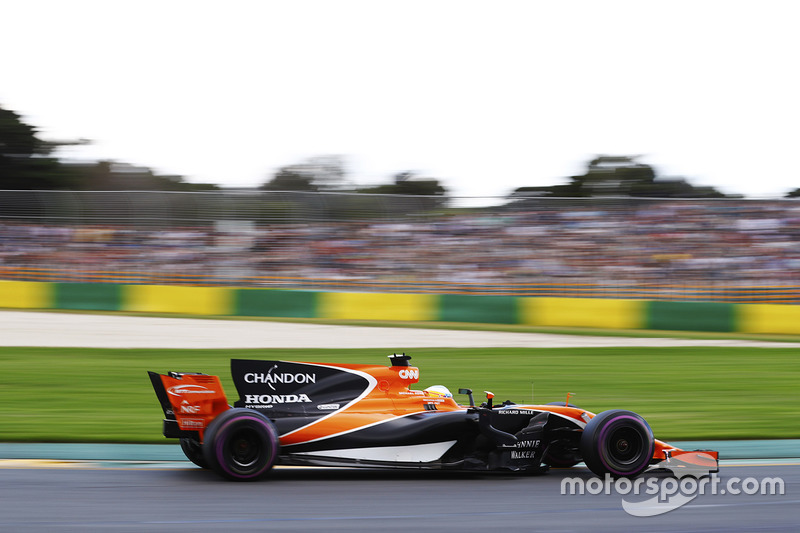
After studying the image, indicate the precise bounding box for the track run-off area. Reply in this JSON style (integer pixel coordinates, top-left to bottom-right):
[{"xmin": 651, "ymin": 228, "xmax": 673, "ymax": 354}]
[
  {"xmin": 1, "ymin": 310, "xmax": 798, "ymax": 532},
  {"xmin": 4, "ymin": 310, "xmax": 800, "ymax": 349}
]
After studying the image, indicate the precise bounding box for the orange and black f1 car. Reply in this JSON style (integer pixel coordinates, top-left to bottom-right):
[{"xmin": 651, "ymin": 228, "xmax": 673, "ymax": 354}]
[{"xmin": 148, "ymin": 354, "xmax": 718, "ymax": 481}]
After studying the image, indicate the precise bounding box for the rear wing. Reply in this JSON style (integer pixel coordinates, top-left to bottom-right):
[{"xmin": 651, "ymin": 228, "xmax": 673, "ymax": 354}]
[{"xmin": 148, "ymin": 371, "xmax": 229, "ymax": 440}]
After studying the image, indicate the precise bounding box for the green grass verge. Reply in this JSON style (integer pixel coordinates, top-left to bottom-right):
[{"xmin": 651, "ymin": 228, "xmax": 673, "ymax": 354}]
[{"xmin": 1, "ymin": 346, "xmax": 798, "ymax": 443}]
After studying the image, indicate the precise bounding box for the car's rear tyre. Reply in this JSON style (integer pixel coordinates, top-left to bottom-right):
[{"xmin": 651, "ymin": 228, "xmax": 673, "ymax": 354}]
[
  {"xmin": 543, "ymin": 402, "xmax": 582, "ymax": 467},
  {"xmin": 579, "ymin": 409, "xmax": 654, "ymax": 478},
  {"xmin": 180, "ymin": 437, "xmax": 209, "ymax": 469},
  {"xmin": 202, "ymin": 408, "xmax": 279, "ymax": 481}
]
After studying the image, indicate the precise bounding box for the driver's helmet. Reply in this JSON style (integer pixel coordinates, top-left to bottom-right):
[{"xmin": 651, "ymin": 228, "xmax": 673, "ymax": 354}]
[{"xmin": 423, "ymin": 385, "xmax": 453, "ymax": 398}]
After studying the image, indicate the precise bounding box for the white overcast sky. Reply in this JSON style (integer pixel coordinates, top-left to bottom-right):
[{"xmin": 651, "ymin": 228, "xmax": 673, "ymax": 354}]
[{"xmin": 2, "ymin": 0, "xmax": 799, "ymax": 198}]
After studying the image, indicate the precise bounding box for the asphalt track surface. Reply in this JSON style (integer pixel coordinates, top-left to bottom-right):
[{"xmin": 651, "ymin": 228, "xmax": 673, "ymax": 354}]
[
  {"xmin": 2, "ymin": 310, "xmax": 799, "ymax": 532},
  {"xmin": 0, "ymin": 462, "xmax": 798, "ymax": 532}
]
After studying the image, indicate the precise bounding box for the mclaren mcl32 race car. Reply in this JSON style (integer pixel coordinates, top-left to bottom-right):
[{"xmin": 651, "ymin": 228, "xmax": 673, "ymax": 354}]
[{"xmin": 149, "ymin": 354, "xmax": 718, "ymax": 481}]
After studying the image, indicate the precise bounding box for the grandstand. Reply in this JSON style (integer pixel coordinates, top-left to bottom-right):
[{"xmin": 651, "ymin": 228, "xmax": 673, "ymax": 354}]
[{"xmin": 1, "ymin": 191, "xmax": 799, "ymax": 303}]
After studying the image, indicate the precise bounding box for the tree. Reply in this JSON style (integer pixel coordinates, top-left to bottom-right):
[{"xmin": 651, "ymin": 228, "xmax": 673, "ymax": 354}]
[
  {"xmin": 261, "ymin": 166, "xmax": 318, "ymax": 192},
  {"xmin": 510, "ymin": 155, "xmax": 728, "ymax": 198},
  {"xmin": 1, "ymin": 105, "xmax": 217, "ymax": 191},
  {"xmin": 356, "ymin": 171, "xmax": 447, "ymax": 196},
  {"xmin": 0, "ymin": 106, "xmax": 37, "ymax": 159},
  {"xmin": 352, "ymin": 171, "xmax": 448, "ymax": 210},
  {"xmin": 261, "ymin": 155, "xmax": 349, "ymax": 192},
  {"xmin": 65, "ymin": 160, "xmax": 219, "ymax": 191},
  {"xmin": 0, "ymin": 105, "xmax": 81, "ymax": 189}
]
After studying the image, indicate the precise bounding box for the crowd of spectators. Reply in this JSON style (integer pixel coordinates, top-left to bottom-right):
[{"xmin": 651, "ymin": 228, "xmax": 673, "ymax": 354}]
[{"xmin": 2, "ymin": 199, "xmax": 800, "ymax": 296}]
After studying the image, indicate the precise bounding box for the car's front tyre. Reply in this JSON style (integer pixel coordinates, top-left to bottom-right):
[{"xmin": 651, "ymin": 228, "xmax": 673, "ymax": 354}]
[{"xmin": 579, "ymin": 409, "xmax": 654, "ymax": 478}]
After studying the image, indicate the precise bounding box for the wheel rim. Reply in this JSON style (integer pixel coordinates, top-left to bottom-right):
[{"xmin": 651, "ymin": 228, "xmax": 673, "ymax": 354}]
[
  {"xmin": 228, "ymin": 428, "xmax": 262, "ymax": 468},
  {"xmin": 607, "ymin": 426, "xmax": 644, "ymax": 466}
]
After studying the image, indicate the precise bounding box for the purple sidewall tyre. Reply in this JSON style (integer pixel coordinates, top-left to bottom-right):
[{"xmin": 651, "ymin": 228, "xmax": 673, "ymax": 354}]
[
  {"xmin": 202, "ymin": 408, "xmax": 279, "ymax": 481},
  {"xmin": 579, "ymin": 409, "xmax": 654, "ymax": 478}
]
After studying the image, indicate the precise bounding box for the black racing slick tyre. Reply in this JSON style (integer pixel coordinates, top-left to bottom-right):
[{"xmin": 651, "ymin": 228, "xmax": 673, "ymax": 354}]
[
  {"xmin": 202, "ymin": 408, "xmax": 279, "ymax": 481},
  {"xmin": 579, "ymin": 409, "xmax": 654, "ymax": 478},
  {"xmin": 180, "ymin": 437, "xmax": 209, "ymax": 469},
  {"xmin": 543, "ymin": 402, "xmax": 582, "ymax": 468}
]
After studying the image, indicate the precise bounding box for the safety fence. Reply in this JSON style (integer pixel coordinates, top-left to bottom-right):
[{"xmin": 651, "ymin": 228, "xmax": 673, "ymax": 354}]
[{"xmin": 3, "ymin": 280, "xmax": 800, "ymax": 335}]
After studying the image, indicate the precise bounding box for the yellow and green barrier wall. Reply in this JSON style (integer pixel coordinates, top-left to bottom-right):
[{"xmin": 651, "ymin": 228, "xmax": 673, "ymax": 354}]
[{"xmin": 3, "ymin": 280, "xmax": 800, "ymax": 335}]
